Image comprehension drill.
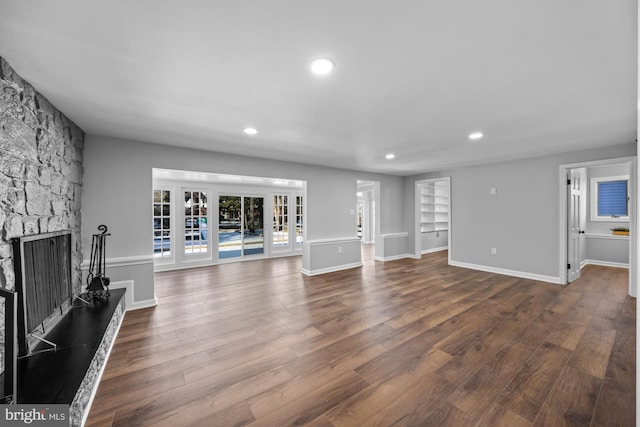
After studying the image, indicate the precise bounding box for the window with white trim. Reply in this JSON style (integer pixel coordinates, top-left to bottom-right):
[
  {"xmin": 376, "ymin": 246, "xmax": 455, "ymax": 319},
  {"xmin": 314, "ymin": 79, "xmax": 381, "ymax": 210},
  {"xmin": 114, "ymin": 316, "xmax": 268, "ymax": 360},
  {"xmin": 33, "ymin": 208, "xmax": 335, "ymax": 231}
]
[
  {"xmin": 590, "ymin": 175, "xmax": 629, "ymax": 221},
  {"xmin": 295, "ymin": 195, "xmax": 303, "ymax": 245},
  {"xmin": 273, "ymin": 194, "xmax": 289, "ymax": 248},
  {"xmin": 153, "ymin": 189, "xmax": 172, "ymax": 257},
  {"xmin": 184, "ymin": 190, "xmax": 208, "ymax": 255}
]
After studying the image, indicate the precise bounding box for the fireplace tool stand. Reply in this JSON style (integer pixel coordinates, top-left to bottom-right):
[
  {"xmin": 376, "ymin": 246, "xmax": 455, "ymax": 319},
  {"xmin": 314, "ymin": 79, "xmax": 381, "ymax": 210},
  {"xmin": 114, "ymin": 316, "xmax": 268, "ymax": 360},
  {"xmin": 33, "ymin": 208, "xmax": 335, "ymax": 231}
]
[{"xmin": 86, "ymin": 224, "xmax": 111, "ymax": 299}]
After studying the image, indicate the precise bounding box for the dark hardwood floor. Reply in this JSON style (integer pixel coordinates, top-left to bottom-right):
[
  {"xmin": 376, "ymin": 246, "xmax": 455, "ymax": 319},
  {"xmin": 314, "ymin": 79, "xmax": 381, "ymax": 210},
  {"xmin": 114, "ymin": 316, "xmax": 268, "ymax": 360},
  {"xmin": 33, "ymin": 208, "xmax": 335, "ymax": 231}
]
[{"xmin": 86, "ymin": 247, "xmax": 635, "ymax": 426}]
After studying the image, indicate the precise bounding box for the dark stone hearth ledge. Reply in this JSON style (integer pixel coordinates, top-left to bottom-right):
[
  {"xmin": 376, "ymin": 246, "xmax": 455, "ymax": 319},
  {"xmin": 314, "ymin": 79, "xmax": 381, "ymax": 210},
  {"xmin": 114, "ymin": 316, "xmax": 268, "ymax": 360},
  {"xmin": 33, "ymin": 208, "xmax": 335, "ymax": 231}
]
[{"xmin": 17, "ymin": 289, "xmax": 126, "ymax": 427}]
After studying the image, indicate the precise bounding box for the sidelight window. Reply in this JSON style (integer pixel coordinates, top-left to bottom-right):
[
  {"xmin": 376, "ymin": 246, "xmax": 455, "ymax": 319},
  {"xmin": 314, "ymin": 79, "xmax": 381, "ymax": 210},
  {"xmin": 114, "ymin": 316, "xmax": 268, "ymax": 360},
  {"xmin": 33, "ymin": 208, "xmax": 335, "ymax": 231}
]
[
  {"xmin": 273, "ymin": 195, "xmax": 288, "ymax": 248},
  {"xmin": 153, "ymin": 189, "xmax": 172, "ymax": 257},
  {"xmin": 184, "ymin": 190, "xmax": 208, "ymax": 255},
  {"xmin": 296, "ymin": 195, "xmax": 303, "ymax": 245}
]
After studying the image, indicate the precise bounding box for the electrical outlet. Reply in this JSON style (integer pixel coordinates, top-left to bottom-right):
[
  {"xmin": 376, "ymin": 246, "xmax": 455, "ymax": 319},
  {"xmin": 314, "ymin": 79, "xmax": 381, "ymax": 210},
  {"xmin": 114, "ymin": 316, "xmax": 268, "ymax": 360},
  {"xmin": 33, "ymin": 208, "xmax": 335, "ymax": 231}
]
[
  {"xmin": 338, "ymin": 246, "xmax": 343, "ymax": 254},
  {"xmin": 491, "ymin": 247, "xmax": 497, "ymax": 255}
]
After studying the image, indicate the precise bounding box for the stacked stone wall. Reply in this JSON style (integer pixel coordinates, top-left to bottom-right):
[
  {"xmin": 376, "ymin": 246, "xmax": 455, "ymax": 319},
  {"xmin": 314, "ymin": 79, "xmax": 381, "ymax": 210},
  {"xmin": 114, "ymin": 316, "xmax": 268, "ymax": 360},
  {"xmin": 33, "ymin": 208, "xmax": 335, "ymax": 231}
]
[{"xmin": 0, "ymin": 56, "xmax": 84, "ymax": 369}]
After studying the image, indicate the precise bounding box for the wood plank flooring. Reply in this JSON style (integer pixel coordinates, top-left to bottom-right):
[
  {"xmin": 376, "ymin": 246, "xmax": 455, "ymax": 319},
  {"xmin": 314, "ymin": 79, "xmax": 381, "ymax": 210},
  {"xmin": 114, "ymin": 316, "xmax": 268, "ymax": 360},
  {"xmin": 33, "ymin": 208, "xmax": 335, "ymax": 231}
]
[{"xmin": 86, "ymin": 248, "xmax": 635, "ymax": 426}]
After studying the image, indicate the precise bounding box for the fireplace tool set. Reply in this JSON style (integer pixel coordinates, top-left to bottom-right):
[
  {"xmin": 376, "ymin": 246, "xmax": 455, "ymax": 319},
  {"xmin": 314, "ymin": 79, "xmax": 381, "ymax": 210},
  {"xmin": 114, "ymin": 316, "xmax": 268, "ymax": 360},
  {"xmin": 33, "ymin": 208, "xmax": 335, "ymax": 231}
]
[{"xmin": 86, "ymin": 224, "xmax": 111, "ymax": 298}]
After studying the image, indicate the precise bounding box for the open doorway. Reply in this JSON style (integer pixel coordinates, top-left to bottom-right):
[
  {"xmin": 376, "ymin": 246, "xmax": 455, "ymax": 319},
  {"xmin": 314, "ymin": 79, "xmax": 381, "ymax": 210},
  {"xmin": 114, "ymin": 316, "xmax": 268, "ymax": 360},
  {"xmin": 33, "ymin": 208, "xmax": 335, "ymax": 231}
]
[
  {"xmin": 560, "ymin": 157, "xmax": 637, "ymax": 296},
  {"xmin": 415, "ymin": 177, "xmax": 451, "ymax": 259},
  {"xmin": 357, "ymin": 180, "xmax": 378, "ymax": 262},
  {"xmin": 218, "ymin": 195, "xmax": 265, "ymax": 260}
]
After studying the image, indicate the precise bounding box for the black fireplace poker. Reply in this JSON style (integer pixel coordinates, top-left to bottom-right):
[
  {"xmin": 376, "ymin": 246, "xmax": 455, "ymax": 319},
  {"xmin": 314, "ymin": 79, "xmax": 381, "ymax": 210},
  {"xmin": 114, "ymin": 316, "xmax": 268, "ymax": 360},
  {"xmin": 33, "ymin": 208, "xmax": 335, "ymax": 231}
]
[{"xmin": 86, "ymin": 224, "xmax": 111, "ymax": 298}]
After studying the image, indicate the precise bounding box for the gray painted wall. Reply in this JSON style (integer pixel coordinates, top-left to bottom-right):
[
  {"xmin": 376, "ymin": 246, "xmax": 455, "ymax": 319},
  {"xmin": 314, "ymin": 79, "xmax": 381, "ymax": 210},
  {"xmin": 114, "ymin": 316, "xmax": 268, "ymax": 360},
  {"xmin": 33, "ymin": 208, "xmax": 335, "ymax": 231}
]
[
  {"xmin": 586, "ymin": 237, "xmax": 629, "ymax": 265},
  {"xmin": 81, "ymin": 135, "xmax": 404, "ymax": 300},
  {"xmin": 405, "ymin": 143, "xmax": 637, "ymax": 280},
  {"xmin": 421, "ymin": 230, "xmax": 448, "ymax": 252}
]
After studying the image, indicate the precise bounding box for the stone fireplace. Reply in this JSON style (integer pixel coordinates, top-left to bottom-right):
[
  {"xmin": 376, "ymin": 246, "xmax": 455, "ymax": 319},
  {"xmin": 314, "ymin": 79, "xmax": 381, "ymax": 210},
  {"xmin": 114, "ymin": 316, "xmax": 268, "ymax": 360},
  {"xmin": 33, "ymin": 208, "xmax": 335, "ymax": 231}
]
[
  {"xmin": 0, "ymin": 56, "xmax": 84, "ymax": 374},
  {"xmin": 0, "ymin": 55, "xmax": 127, "ymax": 427}
]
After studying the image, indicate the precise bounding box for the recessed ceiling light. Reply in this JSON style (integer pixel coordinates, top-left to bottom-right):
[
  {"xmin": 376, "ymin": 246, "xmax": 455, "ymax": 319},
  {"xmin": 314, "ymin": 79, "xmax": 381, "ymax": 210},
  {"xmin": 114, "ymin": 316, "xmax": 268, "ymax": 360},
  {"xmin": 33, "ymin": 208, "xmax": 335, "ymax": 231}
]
[
  {"xmin": 468, "ymin": 132, "xmax": 484, "ymax": 140},
  {"xmin": 385, "ymin": 153, "xmax": 395, "ymax": 160},
  {"xmin": 310, "ymin": 58, "xmax": 335, "ymax": 75},
  {"xmin": 243, "ymin": 127, "xmax": 258, "ymax": 135}
]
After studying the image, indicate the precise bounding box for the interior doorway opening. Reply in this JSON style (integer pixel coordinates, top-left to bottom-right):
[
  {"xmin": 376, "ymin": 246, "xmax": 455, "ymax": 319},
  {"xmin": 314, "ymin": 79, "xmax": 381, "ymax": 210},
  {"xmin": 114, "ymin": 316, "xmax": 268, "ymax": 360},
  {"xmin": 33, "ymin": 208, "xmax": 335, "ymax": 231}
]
[
  {"xmin": 560, "ymin": 157, "xmax": 637, "ymax": 296},
  {"xmin": 357, "ymin": 181, "xmax": 375, "ymax": 244},
  {"xmin": 415, "ymin": 177, "xmax": 451, "ymax": 259},
  {"xmin": 357, "ymin": 180, "xmax": 379, "ymax": 261}
]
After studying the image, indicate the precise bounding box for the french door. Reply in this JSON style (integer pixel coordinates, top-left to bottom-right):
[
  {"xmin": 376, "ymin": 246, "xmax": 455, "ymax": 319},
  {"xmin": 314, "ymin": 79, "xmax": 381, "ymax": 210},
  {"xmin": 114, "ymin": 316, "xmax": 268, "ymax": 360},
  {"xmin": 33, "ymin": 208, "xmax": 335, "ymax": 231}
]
[
  {"xmin": 567, "ymin": 170, "xmax": 582, "ymax": 283},
  {"xmin": 218, "ymin": 195, "xmax": 264, "ymax": 260}
]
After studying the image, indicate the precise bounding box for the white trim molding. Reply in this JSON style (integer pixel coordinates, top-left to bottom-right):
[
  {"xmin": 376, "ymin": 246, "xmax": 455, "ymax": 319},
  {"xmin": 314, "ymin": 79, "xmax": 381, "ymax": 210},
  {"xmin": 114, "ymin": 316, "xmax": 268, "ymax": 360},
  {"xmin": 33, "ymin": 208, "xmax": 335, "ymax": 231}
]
[
  {"xmin": 301, "ymin": 262, "xmax": 363, "ymax": 276},
  {"xmin": 305, "ymin": 236, "xmax": 362, "ymax": 245},
  {"xmin": 582, "ymin": 260, "xmax": 629, "ymax": 269},
  {"xmin": 109, "ymin": 280, "xmax": 158, "ymax": 310},
  {"xmin": 421, "ymin": 246, "xmax": 448, "ymax": 255},
  {"xmin": 449, "ymin": 260, "xmax": 563, "ymax": 284},
  {"xmin": 585, "ymin": 233, "xmax": 629, "ymax": 241},
  {"xmin": 373, "ymin": 253, "xmax": 415, "ymax": 262},
  {"xmin": 81, "ymin": 254, "xmax": 155, "ymax": 270}
]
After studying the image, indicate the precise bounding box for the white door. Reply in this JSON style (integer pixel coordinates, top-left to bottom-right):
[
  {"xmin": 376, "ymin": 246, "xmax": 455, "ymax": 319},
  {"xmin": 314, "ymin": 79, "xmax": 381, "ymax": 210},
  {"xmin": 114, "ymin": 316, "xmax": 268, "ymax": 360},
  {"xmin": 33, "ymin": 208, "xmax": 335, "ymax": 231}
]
[{"xmin": 567, "ymin": 170, "xmax": 582, "ymax": 283}]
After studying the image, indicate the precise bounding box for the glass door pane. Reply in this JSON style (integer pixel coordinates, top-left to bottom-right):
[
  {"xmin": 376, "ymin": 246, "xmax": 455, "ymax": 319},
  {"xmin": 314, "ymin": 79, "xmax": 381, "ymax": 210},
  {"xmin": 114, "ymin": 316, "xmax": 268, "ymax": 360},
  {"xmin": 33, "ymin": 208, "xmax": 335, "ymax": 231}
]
[
  {"xmin": 184, "ymin": 191, "xmax": 208, "ymax": 255},
  {"xmin": 153, "ymin": 190, "xmax": 171, "ymax": 257},
  {"xmin": 219, "ymin": 196, "xmax": 242, "ymax": 259},
  {"xmin": 295, "ymin": 195, "xmax": 303, "ymax": 246},
  {"xmin": 243, "ymin": 196, "xmax": 264, "ymax": 256},
  {"xmin": 273, "ymin": 195, "xmax": 289, "ymax": 249}
]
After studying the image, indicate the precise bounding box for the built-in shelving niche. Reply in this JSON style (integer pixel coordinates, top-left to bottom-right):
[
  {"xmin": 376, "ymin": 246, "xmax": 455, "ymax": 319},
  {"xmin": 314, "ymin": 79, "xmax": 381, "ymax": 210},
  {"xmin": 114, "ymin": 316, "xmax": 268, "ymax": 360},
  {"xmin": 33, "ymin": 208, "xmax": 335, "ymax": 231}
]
[{"xmin": 419, "ymin": 180, "xmax": 449, "ymax": 233}]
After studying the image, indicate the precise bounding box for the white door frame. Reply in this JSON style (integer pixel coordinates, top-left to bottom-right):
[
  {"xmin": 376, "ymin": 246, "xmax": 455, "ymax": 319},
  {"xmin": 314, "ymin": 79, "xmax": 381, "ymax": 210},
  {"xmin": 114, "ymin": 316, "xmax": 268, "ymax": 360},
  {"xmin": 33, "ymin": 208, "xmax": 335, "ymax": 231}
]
[
  {"xmin": 356, "ymin": 179, "xmax": 380, "ymax": 248},
  {"xmin": 558, "ymin": 156, "xmax": 637, "ymax": 296},
  {"xmin": 356, "ymin": 181, "xmax": 376, "ymax": 244},
  {"xmin": 414, "ymin": 177, "xmax": 452, "ymax": 265}
]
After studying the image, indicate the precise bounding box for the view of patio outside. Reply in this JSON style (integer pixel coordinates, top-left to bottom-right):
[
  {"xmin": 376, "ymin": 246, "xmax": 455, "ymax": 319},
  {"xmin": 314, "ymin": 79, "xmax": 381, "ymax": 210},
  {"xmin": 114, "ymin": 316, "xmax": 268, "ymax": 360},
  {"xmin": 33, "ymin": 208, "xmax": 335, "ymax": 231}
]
[
  {"xmin": 219, "ymin": 196, "xmax": 264, "ymax": 259},
  {"xmin": 273, "ymin": 194, "xmax": 288, "ymax": 248},
  {"xmin": 155, "ymin": 190, "xmax": 301, "ymax": 260},
  {"xmin": 153, "ymin": 189, "xmax": 172, "ymax": 257},
  {"xmin": 184, "ymin": 190, "xmax": 208, "ymax": 255}
]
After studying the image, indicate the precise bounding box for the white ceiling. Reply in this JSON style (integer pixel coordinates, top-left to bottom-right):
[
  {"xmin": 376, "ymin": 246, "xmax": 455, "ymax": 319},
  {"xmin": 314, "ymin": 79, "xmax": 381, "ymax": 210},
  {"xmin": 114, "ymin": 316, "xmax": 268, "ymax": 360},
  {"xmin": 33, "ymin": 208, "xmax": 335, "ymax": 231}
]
[{"xmin": 0, "ymin": 1, "xmax": 636, "ymax": 176}]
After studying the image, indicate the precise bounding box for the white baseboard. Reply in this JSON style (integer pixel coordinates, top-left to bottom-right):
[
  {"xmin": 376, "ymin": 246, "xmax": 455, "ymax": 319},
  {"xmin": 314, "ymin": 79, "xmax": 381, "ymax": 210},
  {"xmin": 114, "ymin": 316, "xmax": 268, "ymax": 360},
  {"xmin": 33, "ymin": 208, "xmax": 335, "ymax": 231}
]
[
  {"xmin": 374, "ymin": 254, "xmax": 414, "ymax": 262},
  {"xmin": 449, "ymin": 260, "xmax": 563, "ymax": 284},
  {"xmin": 421, "ymin": 246, "xmax": 448, "ymax": 255},
  {"xmin": 582, "ymin": 259, "xmax": 629, "ymax": 269},
  {"xmin": 269, "ymin": 251, "xmax": 304, "ymax": 259},
  {"xmin": 301, "ymin": 262, "xmax": 363, "ymax": 276},
  {"xmin": 109, "ymin": 280, "xmax": 158, "ymax": 311},
  {"xmin": 128, "ymin": 296, "xmax": 158, "ymax": 310}
]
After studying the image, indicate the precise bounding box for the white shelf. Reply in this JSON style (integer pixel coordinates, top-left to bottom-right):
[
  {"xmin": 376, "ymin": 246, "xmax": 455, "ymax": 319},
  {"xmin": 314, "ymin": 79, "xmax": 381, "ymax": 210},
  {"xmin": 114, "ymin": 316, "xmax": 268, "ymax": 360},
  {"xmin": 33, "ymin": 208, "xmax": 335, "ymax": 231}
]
[{"xmin": 419, "ymin": 180, "xmax": 449, "ymax": 233}]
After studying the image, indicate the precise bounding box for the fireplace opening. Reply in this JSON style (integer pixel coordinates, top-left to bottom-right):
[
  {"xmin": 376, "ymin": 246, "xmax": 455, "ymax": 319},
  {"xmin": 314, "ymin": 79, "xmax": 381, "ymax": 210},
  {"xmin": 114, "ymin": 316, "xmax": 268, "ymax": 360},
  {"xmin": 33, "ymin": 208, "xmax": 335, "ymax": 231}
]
[{"xmin": 12, "ymin": 230, "xmax": 74, "ymax": 357}]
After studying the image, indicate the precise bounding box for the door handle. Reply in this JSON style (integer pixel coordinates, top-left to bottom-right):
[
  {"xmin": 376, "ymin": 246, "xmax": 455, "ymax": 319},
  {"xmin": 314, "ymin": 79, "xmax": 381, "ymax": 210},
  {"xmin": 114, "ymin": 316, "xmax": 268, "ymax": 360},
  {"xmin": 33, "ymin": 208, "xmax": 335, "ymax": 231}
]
[{"xmin": 579, "ymin": 230, "xmax": 585, "ymax": 234}]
